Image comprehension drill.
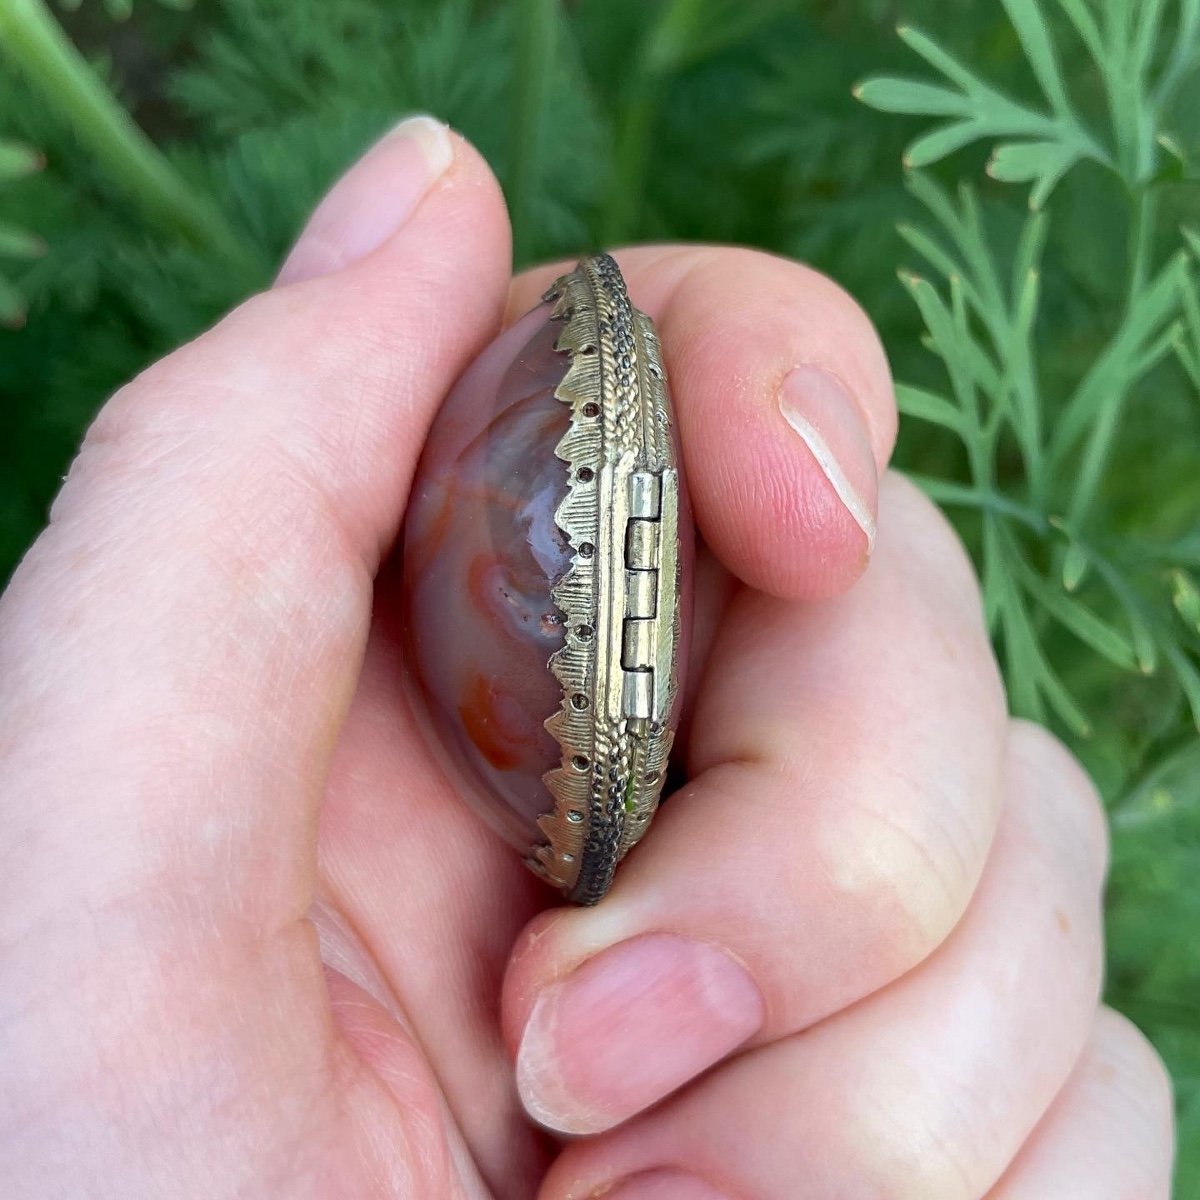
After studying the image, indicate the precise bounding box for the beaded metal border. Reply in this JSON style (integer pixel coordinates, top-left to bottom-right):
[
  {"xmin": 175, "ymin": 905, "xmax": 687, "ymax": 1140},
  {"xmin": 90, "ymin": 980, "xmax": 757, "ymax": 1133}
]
[{"xmin": 527, "ymin": 254, "xmax": 682, "ymax": 905}]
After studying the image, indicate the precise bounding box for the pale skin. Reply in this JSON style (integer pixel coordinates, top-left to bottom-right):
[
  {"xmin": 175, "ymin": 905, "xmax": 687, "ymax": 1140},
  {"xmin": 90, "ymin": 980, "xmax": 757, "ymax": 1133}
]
[{"xmin": 0, "ymin": 117, "xmax": 1175, "ymax": 1199}]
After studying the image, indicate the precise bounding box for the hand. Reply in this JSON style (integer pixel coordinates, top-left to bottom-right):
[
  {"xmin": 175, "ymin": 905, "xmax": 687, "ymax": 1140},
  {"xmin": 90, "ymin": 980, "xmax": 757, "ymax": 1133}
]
[{"xmin": 0, "ymin": 118, "xmax": 1173, "ymax": 1200}]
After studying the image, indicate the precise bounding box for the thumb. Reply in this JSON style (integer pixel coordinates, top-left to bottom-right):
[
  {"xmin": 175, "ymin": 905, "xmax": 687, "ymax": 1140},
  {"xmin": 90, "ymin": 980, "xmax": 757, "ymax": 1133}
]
[
  {"xmin": 0, "ymin": 117, "xmax": 511, "ymax": 944},
  {"xmin": 277, "ymin": 114, "xmax": 458, "ymax": 286}
]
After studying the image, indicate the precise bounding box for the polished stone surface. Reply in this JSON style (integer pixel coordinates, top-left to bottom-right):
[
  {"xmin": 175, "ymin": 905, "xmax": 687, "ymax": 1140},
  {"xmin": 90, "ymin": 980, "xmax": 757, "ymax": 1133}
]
[
  {"xmin": 403, "ymin": 303, "xmax": 573, "ymax": 848},
  {"xmin": 404, "ymin": 299, "xmax": 695, "ymax": 855}
]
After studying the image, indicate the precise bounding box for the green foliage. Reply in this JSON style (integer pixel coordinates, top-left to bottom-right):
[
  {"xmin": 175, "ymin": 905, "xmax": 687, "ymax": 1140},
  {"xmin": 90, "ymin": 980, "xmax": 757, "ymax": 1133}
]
[
  {"xmin": 857, "ymin": 3, "xmax": 1200, "ymax": 1179},
  {"xmin": 0, "ymin": 0, "xmax": 1198, "ymax": 1185},
  {"xmin": 0, "ymin": 137, "xmax": 45, "ymax": 324},
  {"xmin": 56, "ymin": 0, "xmax": 191, "ymax": 19}
]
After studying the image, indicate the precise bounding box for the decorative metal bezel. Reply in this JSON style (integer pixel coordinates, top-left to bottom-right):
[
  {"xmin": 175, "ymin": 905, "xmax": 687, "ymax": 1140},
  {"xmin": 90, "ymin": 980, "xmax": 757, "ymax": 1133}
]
[{"xmin": 526, "ymin": 254, "xmax": 683, "ymax": 905}]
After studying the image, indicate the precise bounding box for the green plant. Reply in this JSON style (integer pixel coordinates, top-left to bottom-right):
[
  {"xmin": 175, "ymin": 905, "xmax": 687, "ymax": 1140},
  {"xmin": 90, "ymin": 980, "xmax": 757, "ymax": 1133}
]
[
  {"xmin": 859, "ymin": 0, "xmax": 1195, "ymax": 729},
  {"xmin": 0, "ymin": 137, "xmax": 44, "ymax": 325},
  {"xmin": 0, "ymin": 0, "xmax": 1198, "ymax": 1186},
  {"xmin": 858, "ymin": 2, "xmax": 1200, "ymax": 1170},
  {"xmin": 55, "ymin": 0, "xmax": 191, "ymax": 17},
  {"xmin": 0, "ymin": 0, "xmax": 254, "ymax": 258}
]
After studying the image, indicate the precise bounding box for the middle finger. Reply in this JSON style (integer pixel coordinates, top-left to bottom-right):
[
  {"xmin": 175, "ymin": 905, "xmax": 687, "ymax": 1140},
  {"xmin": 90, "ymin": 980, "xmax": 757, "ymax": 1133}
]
[{"xmin": 503, "ymin": 475, "xmax": 1009, "ymax": 1133}]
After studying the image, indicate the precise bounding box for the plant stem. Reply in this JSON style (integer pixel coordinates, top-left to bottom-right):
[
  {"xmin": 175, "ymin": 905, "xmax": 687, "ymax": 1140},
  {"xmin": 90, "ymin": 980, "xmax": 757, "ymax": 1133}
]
[
  {"xmin": 509, "ymin": 0, "xmax": 556, "ymax": 267},
  {"xmin": 1151, "ymin": 0, "xmax": 1200, "ymax": 113},
  {"xmin": 1065, "ymin": 185, "xmax": 1157, "ymax": 527},
  {"xmin": 602, "ymin": 75, "xmax": 658, "ymax": 246},
  {"xmin": 0, "ymin": 0, "xmax": 252, "ymax": 263},
  {"xmin": 907, "ymin": 474, "xmax": 1049, "ymax": 533},
  {"xmin": 1126, "ymin": 184, "xmax": 1156, "ymax": 305},
  {"xmin": 601, "ymin": 0, "xmax": 704, "ymax": 245}
]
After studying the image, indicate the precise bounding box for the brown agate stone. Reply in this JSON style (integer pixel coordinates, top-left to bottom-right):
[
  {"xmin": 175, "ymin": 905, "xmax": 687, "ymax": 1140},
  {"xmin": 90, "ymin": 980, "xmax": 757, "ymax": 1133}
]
[
  {"xmin": 403, "ymin": 302, "xmax": 574, "ymax": 848},
  {"xmin": 403, "ymin": 260, "xmax": 694, "ymax": 893}
]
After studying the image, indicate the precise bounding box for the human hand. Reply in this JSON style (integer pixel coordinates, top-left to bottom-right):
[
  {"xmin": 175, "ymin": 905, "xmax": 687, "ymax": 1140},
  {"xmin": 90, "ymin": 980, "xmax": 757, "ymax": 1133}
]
[{"xmin": 0, "ymin": 119, "xmax": 1173, "ymax": 1199}]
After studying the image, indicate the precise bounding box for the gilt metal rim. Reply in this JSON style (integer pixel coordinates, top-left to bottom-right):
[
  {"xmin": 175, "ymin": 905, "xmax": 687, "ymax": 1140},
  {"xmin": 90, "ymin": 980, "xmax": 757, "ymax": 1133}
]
[{"xmin": 527, "ymin": 254, "xmax": 683, "ymax": 905}]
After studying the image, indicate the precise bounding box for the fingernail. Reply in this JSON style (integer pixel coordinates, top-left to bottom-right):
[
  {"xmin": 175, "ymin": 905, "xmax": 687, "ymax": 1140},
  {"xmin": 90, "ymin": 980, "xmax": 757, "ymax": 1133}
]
[
  {"xmin": 597, "ymin": 1170, "xmax": 732, "ymax": 1199},
  {"xmin": 516, "ymin": 934, "xmax": 764, "ymax": 1134},
  {"xmin": 277, "ymin": 114, "xmax": 454, "ymax": 285},
  {"xmin": 778, "ymin": 364, "xmax": 878, "ymax": 552}
]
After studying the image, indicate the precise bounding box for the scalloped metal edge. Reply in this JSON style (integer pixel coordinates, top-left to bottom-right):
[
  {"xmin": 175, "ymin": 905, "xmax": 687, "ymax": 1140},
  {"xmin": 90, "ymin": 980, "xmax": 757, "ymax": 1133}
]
[{"xmin": 526, "ymin": 254, "xmax": 682, "ymax": 903}]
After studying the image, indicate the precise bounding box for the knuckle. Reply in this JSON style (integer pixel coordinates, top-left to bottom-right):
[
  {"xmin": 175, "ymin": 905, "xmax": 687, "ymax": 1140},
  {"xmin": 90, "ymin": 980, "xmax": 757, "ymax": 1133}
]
[
  {"xmin": 818, "ymin": 787, "xmax": 981, "ymax": 975},
  {"xmin": 841, "ymin": 1081, "xmax": 979, "ymax": 1200},
  {"xmin": 1007, "ymin": 719, "xmax": 1110, "ymax": 877}
]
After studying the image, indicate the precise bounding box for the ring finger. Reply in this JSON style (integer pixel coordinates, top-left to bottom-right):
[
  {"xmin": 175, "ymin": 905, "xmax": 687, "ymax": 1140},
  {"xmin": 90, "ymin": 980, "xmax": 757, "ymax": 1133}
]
[{"xmin": 537, "ymin": 719, "xmax": 1109, "ymax": 1199}]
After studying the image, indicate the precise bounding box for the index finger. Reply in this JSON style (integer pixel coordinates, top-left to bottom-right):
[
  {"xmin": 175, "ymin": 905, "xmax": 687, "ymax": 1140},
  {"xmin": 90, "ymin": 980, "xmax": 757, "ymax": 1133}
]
[{"xmin": 511, "ymin": 246, "xmax": 898, "ymax": 598}]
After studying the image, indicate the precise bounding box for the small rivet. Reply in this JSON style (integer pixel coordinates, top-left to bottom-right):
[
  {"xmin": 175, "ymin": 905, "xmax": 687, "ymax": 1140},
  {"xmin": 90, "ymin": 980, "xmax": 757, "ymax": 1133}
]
[
  {"xmin": 571, "ymin": 693, "xmax": 589, "ymax": 711},
  {"xmin": 643, "ymin": 770, "xmax": 659, "ymax": 784},
  {"xmin": 571, "ymin": 754, "xmax": 589, "ymax": 771},
  {"xmin": 562, "ymin": 853, "xmax": 575, "ymax": 863},
  {"xmin": 576, "ymin": 623, "xmax": 594, "ymax": 640},
  {"xmin": 578, "ymin": 542, "xmax": 595, "ymax": 558},
  {"xmin": 577, "ymin": 467, "xmax": 595, "ymax": 483},
  {"xmin": 566, "ymin": 809, "xmax": 583, "ymax": 823},
  {"xmin": 582, "ymin": 402, "xmax": 600, "ymax": 418}
]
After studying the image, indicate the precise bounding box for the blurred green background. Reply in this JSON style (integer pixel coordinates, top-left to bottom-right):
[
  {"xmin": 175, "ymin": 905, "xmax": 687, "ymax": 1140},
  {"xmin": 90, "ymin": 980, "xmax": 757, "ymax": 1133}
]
[{"xmin": 1, "ymin": 0, "xmax": 1198, "ymax": 1189}]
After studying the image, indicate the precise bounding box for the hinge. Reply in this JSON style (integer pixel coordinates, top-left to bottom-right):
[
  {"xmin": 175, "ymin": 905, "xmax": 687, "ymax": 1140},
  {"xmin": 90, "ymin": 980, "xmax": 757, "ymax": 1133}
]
[{"xmin": 621, "ymin": 471, "xmax": 661, "ymax": 719}]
